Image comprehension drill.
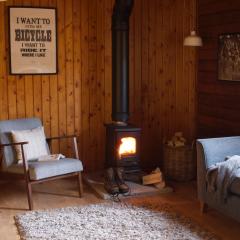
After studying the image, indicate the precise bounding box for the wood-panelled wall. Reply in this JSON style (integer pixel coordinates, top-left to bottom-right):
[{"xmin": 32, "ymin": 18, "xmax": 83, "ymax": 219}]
[
  {"xmin": 198, "ymin": 0, "xmax": 240, "ymax": 138},
  {"xmin": 0, "ymin": 0, "xmax": 196, "ymax": 171}
]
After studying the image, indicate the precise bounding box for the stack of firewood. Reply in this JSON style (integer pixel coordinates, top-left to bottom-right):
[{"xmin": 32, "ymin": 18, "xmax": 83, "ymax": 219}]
[
  {"xmin": 167, "ymin": 132, "xmax": 186, "ymax": 147},
  {"xmin": 142, "ymin": 168, "xmax": 166, "ymax": 189}
]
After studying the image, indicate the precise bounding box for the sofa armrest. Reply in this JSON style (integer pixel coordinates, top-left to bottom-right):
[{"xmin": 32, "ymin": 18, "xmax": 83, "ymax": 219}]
[
  {"xmin": 197, "ymin": 137, "xmax": 240, "ymax": 169},
  {"xmin": 196, "ymin": 136, "xmax": 240, "ymax": 202},
  {"xmin": 196, "ymin": 141, "xmax": 208, "ymax": 201}
]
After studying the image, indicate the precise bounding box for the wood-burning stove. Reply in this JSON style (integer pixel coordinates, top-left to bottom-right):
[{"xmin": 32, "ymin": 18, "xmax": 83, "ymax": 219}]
[
  {"xmin": 104, "ymin": 0, "xmax": 142, "ymax": 182},
  {"xmin": 105, "ymin": 124, "xmax": 141, "ymax": 175}
]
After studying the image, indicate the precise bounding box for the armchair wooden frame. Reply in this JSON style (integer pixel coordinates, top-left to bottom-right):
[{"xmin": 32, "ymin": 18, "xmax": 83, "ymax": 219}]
[{"xmin": 0, "ymin": 135, "xmax": 83, "ymax": 210}]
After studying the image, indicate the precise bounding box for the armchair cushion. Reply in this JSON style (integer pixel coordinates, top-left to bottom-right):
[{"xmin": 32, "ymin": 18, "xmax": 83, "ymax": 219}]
[
  {"xmin": 0, "ymin": 118, "xmax": 50, "ymax": 169},
  {"xmin": 11, "ymin": 126, "xmax": 49, "ymax": 163},
  {"xmin": 4, "ymin": 158, "xmax": 83, "ymax": 180}
]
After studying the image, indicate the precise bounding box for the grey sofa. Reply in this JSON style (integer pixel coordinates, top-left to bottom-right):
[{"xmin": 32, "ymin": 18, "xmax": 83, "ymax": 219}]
[{"xmin": 197, "ymin": 137, "xmax": 240, "ymax": 222}]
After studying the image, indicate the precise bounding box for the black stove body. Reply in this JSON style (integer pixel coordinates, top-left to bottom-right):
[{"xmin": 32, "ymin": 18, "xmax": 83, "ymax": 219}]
[
  {"xmin": 105, "ymin": 0, "xmax": 142, "ymax": 180},
  {"xmin": 105, "ymin": 124, "xmax": 141, "ymax": 174}
]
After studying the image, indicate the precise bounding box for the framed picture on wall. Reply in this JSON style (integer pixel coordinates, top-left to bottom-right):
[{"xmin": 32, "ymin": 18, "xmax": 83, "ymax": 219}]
[
  {"xmin": 8, "ymin": 7, "xmax": 57, "ymax": 75},
  {"xmin": 218, "ymin": 33, "xmax": 240, "ymax": 81}
]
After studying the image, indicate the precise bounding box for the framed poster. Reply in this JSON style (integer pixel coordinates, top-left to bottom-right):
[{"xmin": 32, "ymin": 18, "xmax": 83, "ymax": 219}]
[
  {"xmin": 218, "ymin": 33, "xmax": 240, "ymax": 81},
  {"xmin": 9, "ymin": 7, "xmax": 57, "ymax": 75}
]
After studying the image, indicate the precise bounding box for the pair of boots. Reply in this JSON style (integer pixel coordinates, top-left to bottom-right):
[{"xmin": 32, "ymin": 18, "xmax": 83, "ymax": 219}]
[{"xmin": 104, "ymin": 167, "xmax": 129, "ymax": 195}]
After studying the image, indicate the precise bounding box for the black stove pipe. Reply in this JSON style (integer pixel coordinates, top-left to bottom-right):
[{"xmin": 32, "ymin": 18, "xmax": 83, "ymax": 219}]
[{"xmin": 112, "ymin": 0, "xmax": 134, "ymax": 124}]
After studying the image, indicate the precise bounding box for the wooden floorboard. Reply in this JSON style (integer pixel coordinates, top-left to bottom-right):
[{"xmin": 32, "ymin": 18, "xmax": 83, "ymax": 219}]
[{"xmin": 0, "ymin": 179, "xmax": 239, "ymax": 240}]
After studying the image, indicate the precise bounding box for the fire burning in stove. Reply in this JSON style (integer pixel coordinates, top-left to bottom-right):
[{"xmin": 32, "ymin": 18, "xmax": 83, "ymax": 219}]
[{"xmin": 118, "ymin": 137, "xmax": 136, "ymax": 158}]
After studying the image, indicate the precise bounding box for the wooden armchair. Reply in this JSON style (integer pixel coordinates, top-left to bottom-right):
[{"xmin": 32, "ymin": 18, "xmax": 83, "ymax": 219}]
[{"xmin": 0, "ymin": 118, "xmax": 83, "ymax": 210}]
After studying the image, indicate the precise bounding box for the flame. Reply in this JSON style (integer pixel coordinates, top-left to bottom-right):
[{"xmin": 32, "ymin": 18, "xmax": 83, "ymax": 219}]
[{"xmin": 118, "ymin": 137, "xmax": 136, "ymax": 158}]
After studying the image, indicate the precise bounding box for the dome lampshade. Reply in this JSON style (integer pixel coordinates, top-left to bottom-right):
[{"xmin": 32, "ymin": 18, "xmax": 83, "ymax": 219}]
[{"xmin": 184, "ymin": 31, "xmax": 203, "ymax": 47}]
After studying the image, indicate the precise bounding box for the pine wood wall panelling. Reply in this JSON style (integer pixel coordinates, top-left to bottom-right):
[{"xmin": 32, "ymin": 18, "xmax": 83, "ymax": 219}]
[
  {"xmin": 132, "ymin": 0, "xmax": 142, "ymax": 127},
  {"xmin": 23, "ymin": 0, "xmax": 34, "ymax": 118},
  {"xmin": 32, "ymin": 0, "xmax": 42, "ymax": 120},
  {"xmin": 148, "ymin": 0, "xmax": 158, "ymax": 167},
  {"xmin": 158, "ymin": 0, "xmax": 166, "ymax": 145},
  {"xmin": 96, "ymin": 0, "xmax": 105, "ymax": 171},
  {"xmin": 140, "ymin": 0, "xmax": 150, "ymax": 168},
  {"xmin": 162, "ymin": 1, "xmax": 172, "ymax": 140},
  {"xmin": 129, "ymin": 0, "xmax": 135, "ymax": 124},
  {"xmin": 175, "ymin": 0, "xmax": 184, "ymax": 135},
  {"xmin": 0, "ymin": 2, "xmax": 8, "ymax": 120},
  {"xmin": 138, "ymin": 0, "xmax": 196, "ymax": 168},
  {"xmin": 199, "ymin": 9, "xmax": 240, "ymax": 28},
  {"xmin": 49, "ymin": 0, "xmax": 59, "ymax": 153},
  {"xmin": 198, "ymin": 1, "xmax": 240, "ymax": 16},
  {"xmin": 65, "ymin": 0, "xmax": 75, "ymax": 156},
  {"xmin": 40, "ymin": 0, "xmax": 50, "ymax": 136},
  {"xmin": 182, "ymin": 0, "xmax": 196, "ymax": 141},
  {"xmin": 80, "ymin": 0, "xmax": 90, "ymax": 170},
  {"xmin": 15, "ymin": 0, "xmax": 25, "ymax": 119},
  {"xmin": 0, "ymin": 0, "xmax": 197, "ymax": 171},
  {"xmin": 0, "ymin": 4, "xmax": 4, "ymax": 120},
  {"xmin": 104, "ymin": 0, "xmax": 113, "ymax": 124},
  {"xmin": 57, "ymin": 0, "xmax": 67, "ymax": 155},
  {"xmin": 7, "ymin": 0, "xmax": 17, "ymax": 119},
  {"xmin": 162, "ymin": 1, "xmax": 171, "ymax": 141},
  {"xmin": 155, "ymin": 0, "xmax": 164, "ymax": 154},
  {"xmin": 73, "ymin": 0, "xmax": 82, "ymax": 157},
  {"xmin": 198, "ymin": 0, "xmax": 240, "ymax": 138},
  {"xmin": 88, "ymin": 0, "xmax": 98, "ymax": 171},
  {"xmin": 101, "ymin": 0, "xmax": 113, "ymax": 170},
  {"xmin": 182, "ymin": 0, "xmax": 190, "ymax": 140},
  {"xmin": 188, "ymin": 0, "xmax": 197, "ymax": 141},
  {"xmin": 168, "ymin": 0, "xmax": 177, "ymax": 140}
]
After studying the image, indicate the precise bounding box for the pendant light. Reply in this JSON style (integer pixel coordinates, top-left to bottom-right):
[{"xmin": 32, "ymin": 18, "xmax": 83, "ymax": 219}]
[{"xmin": 184, "ymin": 31, "xmax": 203, "ymax": 47}]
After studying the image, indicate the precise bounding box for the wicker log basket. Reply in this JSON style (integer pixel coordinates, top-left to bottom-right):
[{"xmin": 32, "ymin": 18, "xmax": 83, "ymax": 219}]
[{"xmin": 163, "ymin": 139, "xmax": 196, "ymax": 182}]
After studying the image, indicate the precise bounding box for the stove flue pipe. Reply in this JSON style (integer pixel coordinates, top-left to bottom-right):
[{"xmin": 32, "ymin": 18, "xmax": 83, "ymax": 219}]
[{"xmin": 112, "ymin": 0, "xmax": 134, "ymax": 124}]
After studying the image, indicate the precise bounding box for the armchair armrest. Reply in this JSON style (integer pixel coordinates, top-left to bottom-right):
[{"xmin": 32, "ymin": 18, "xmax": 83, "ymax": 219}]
[
  {"xmin": 0, "ymin": 141, "xmax": 30, "ymax": 177},
  {"xmin": 0, "ymin": 141, "xmax": 29, "ymax": 148},
  {"xmin": 46, "ymin": 135, "xmax": 80, "ymax": 159},
  {"xmin": 0, "ymin": 141, "xmax": 29, "ymax": 166},
  {"xmin": 46, "ymin": 135, "xmax": 77, "ymax": 141}
]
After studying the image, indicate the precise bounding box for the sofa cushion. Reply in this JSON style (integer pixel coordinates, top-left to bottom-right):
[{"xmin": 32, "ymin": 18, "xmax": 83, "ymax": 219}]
[
  {"xmin": 4, "ymin": 158, "xmax": 83, "ymax": 180},
  {"xmin": 230, "ymin": 169, "xmax": 240, "ymax": 196}
]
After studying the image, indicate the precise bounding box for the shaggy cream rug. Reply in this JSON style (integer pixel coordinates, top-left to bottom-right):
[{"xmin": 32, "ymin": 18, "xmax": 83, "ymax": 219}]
[{"xmin": 15, "ymin": 203, "xmax": 219, "ymax": 240}]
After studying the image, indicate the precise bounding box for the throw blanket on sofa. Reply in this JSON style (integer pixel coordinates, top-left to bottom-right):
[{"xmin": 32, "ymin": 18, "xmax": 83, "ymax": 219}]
[{"xmin": 206, "ymin": 155, "xmax": 240, "ymax": 202}]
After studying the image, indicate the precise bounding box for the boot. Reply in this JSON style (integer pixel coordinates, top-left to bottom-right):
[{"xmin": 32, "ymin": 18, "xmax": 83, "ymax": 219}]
[
  {"xmin": 104, "ymin": 168, "xmax": 119, "ymax": 195},
  {"xmin": 114, "ymin": 167, "xmax": 129, "ymax": 194}
]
